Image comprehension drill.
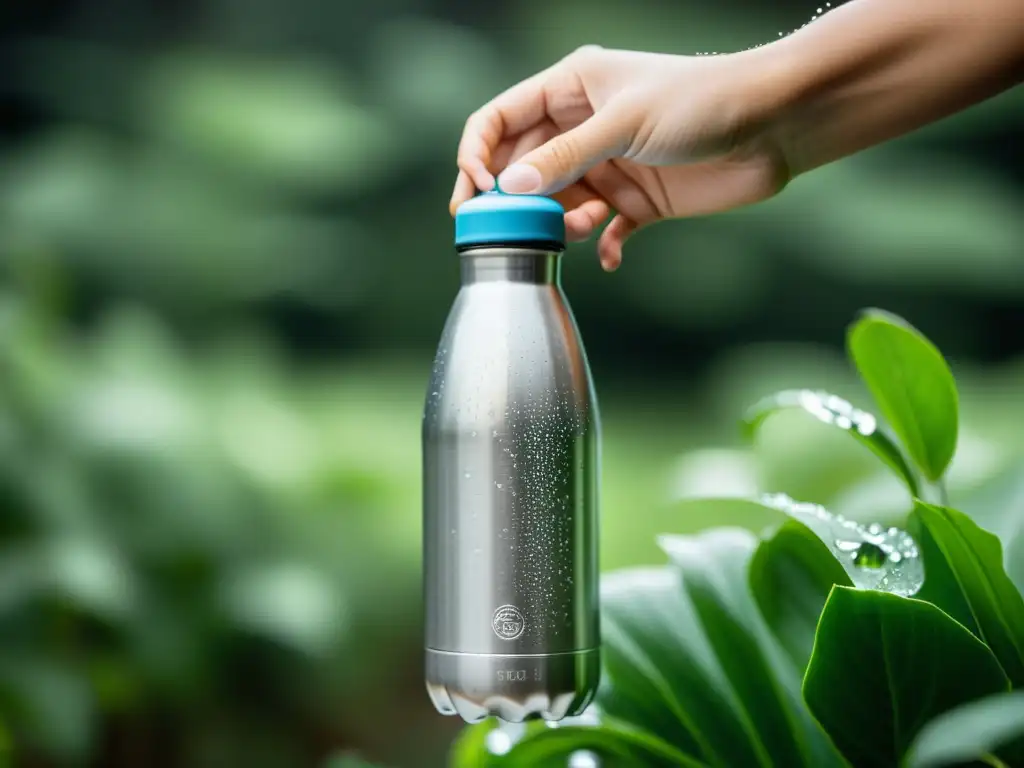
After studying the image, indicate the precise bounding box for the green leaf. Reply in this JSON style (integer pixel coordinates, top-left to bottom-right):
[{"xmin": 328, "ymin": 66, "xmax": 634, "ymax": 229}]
[
  {"xmin": 905, "ymin": 691, "xmax": 1024, "ymax": 768},
  {"xmin": 660, "ymin": 529, "xmax": 848, "ymax": 768},
  {"xmin": 912, "ymin": 502, "xmax": 1024, "ymax": 686},
  {"xmin": 955, "ymin": 460, "xmax": 1024, "ymax": 594},
  {"xmin": 802, "ymin": 587, "xmax": 1010, "ymax": 768},
  {"xmin": 449, "ymin": 720, "xmax": 499, "ymax": 768},
  {"xmin": 748, "ymin": 519, "xmax": 854, "ymax": 670},
  {"xmin": 498, "ymin": 721, "xmax": 705, "ymax": 768},
  {"xmin": 847, "ymin": 309, "xmax": 958, "ymax": 481},
  {"xmin": 660, "ymin": 530, "xmax": 809, "ymax": 767},
  {"xmin": 599, "ymin": 565, "xmax": 772, "ymax": 766},
  {"xmin": 743, "ymin": 389, "xmax": 919, "ymax": 495}
]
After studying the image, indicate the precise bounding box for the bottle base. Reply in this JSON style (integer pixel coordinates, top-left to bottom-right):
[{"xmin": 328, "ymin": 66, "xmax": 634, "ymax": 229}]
[{"xmin": 424, "ymin": 647, "xmax": 599, "ymax": 723}]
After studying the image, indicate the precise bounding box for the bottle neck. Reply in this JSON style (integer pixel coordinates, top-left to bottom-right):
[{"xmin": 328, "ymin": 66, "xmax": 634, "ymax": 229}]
[{"xmin": 459, "ymin": 246, "xmax": 562, "ymax": 286}]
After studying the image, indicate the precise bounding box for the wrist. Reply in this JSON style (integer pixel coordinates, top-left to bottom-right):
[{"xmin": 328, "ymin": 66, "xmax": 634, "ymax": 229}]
[
  {"xmin": 713, "ymin": 44, "xmax": 806, "ymax": 184},
  {"xmin": 741, "ymin": 0, "xmax": 1024, "ymax": 178}
]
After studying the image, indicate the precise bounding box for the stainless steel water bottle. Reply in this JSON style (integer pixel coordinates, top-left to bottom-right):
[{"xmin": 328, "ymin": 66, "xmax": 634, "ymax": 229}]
[{"xmin": 423, "ymin": 190, "xmax": 600, "ymax": 723}]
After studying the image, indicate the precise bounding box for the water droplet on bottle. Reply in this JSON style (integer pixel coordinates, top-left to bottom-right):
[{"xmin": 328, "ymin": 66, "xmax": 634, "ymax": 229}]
[{"xmin": 464, "ymin": 472, "xmax": 471, "ymax": 479}]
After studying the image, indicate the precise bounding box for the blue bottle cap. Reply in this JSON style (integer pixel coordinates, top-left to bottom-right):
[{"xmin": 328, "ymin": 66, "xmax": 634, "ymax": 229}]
[{"xmin": 454, "ymin": 189, "xmax": 565, "ymax": 250}]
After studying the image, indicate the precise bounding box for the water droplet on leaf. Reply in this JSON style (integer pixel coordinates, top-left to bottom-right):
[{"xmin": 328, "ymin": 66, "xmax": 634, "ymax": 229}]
[{"xmin": 853, "ymin": 542, "xmax": 887, "ymax": 568}]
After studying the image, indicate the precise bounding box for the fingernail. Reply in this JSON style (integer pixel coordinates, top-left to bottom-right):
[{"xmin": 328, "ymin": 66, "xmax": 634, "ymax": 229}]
[{"xmin": 498, "ymin": 164, "xmax": 542, "ymax": 194}]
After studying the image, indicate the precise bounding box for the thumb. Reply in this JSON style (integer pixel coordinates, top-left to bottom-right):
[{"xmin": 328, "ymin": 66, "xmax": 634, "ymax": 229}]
[{"xmin": 497, "ymin": 108, "xmax": 631, "ymax": 195}]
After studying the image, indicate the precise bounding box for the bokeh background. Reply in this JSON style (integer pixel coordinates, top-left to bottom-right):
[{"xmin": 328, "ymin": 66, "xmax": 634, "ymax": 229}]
[{"xmin": 0, "ymin": 0, "xmax": 1021, "ymax": 765}]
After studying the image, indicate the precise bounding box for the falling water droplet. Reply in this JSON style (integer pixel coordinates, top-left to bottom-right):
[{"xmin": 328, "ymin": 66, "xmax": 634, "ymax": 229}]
[{"xmin": 485, "ymin": 722, "xmax": 519, "ymax": 755}]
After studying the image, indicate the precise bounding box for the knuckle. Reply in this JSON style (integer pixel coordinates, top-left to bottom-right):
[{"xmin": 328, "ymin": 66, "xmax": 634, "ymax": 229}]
[
  {"xmin": 545, "ymin": 137, "xmax": 580, "ymax": 177},
  {"xmin": 466, "ymin": 108, "xmax": 487, "ymax": 130},
  {"xmin": 566, "ymin": 44, "xmax": 603, "ymax": 67}
]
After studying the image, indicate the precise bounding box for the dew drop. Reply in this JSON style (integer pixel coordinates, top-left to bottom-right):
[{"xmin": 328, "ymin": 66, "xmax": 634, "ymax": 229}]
[
  {"xmin": 761, "ymin": 493, "xmax": 923, "ymax": 596},
  {"xmin": 853, "ymin": 542, "xmax": 887, "ymax": 569}
]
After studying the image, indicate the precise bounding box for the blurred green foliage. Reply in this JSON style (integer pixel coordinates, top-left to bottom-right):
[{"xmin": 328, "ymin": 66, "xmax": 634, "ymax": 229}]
[{"xmin": 0, "ymin": 0, "xmax": 1021, "ymax": 765}]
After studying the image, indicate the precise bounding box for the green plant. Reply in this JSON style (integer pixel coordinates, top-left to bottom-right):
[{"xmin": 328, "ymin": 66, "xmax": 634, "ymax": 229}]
[
  {"xmin": 0, "ymin": 296, "xmax": 427, "ymax": 766},
  {"xmin": 453, "ymin": 309, "xmax": 1024, "ymax": 768}
]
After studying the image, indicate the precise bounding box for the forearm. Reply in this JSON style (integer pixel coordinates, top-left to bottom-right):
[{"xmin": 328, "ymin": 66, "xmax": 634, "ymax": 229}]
[{"xmin": 755, "ymin": 0, "xmax": 1024, "ymax": 176}]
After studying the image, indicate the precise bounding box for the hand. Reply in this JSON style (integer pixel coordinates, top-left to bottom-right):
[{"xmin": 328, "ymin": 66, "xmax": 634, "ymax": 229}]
[{"xmin": 450, "ymin": 45, "xmax": 790, "ymax": 270}]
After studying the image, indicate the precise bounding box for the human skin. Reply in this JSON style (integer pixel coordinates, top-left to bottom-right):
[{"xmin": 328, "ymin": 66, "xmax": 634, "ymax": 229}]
[{"xmin": 450, "ymin": 0, "xmax": 1024, "ymax": 271}]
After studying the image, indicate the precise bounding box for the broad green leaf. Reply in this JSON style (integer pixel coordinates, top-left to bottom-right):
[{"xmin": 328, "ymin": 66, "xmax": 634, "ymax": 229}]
[
  {"xmin": 911, "ymin": 515, "xmax": 978, "ymax": 631},
  {"xmin": 847, "ymin": 310, "xmax": 958, "ymax": 481},
  {"xmin": 912, "ymin": 502, "xmax": 1024, "ymax": 686},
  {"xmin": 661, "ymin": 529, "xmax": 847, "ymax": 768},
  {"xmin": 743, "ymin": 389, "xmax": 919, "ymax": 495},
  {"xmin": 803, "ymin": 587, "xmax": 1010, "ymax": 768},
  {"xmin": 748, "ymin": 519, "xmax": 853, "ymax": 670},
  {"xmin": 495, "ymin": 721, "xmax": 704, "ymax": 768},
  {"xmin": 599, "ymin": 566, "xmax": 772, "ymax": 766},
  {"xmin": 955, "ymin": 461, "xmax": 1024, "ymax": 594},
  {"xmin": 449, "ymin": 719, "xmax": 499, "ymax": 768},
  {"xmin": 905, "ymin": 691, "xmax": 1024, "ymax": 768}
]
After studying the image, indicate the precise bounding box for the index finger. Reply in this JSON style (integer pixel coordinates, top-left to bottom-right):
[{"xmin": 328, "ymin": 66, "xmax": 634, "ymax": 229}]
[{"xmin": 456, "ymin": 67, "xmax": 557, "ymax": 193}]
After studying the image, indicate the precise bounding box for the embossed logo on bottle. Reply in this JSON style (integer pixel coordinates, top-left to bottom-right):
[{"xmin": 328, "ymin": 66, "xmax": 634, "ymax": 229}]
[{"xmin": 492, "ymin": 605, "xmax": 525, "ymax": 640}]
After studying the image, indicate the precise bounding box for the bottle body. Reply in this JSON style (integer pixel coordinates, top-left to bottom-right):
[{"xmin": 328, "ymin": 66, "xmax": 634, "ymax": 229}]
[{"xmin": 423, "ymin": 247, "xmax": 600, "ymax": 723}]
